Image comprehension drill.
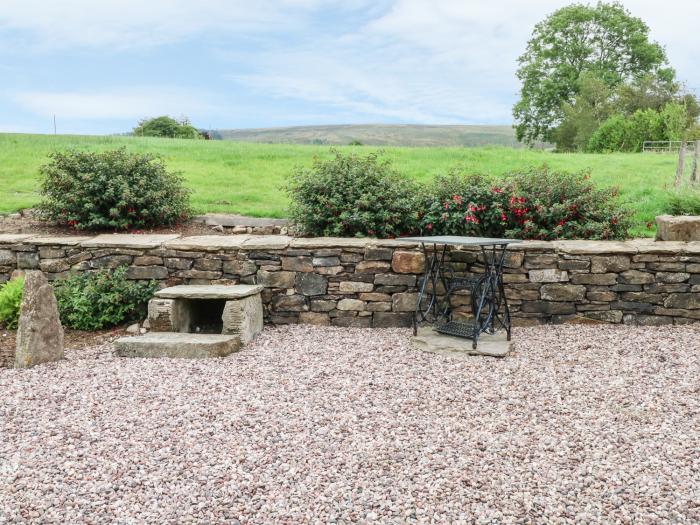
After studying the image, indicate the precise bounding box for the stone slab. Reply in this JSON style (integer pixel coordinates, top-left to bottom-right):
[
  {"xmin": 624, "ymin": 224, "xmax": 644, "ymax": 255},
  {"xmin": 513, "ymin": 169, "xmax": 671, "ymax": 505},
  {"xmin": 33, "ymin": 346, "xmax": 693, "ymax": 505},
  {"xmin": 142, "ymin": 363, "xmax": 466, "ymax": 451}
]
[
  {"xmin": 164, "ymin": 235, "xmax": 250, "ymax": 251},
  {"xmin": 555, "ymin": 240, "xmax": 636, "ymax": 255},
  {"xmin": 81, "ymin": 234, "xmax": 180, "ymax": 249},
  {"xmin": 240, "ymin": 235, "xmax": 292, "ymax": 250},
  {"xmin": 115, "ymin": 332, "xmax": 239, "ymax": 359},
  {"xmin": 411, "ymin": 326, "xmax": 511, "ymax": 358},
  {"xmin": 193, "ymin": 214, "xmax": 289, "ymax": 227},
  {"xmin": 290, "ymin": 237, "xmax": 376, "ymax": 249},
  {"xmin": 656, "ymin": 215, "xmax": 700, "ymax": 242},
  {"xmin": 30, "ymin": 236, "xmax": 92, "ymax": 246},
  {"xmin": 155, "ymin": 284, "xmax": 264, "ymax": 299},
  {"xmin": 0, "ymin": 234, "xmax": 33, "ymax": 244}
]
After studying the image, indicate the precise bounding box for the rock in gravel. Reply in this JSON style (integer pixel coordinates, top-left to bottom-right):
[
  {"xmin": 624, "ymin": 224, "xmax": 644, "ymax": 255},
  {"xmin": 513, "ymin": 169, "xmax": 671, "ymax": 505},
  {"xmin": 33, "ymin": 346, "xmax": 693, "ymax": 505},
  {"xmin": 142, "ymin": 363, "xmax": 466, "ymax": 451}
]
[
  {"xmin": 126, "ymin": 323, "xmax": 140, "ymax": 334},
  {"xmin": 14, "ymin": 270, "xmax": 64, "ymax": 369}
]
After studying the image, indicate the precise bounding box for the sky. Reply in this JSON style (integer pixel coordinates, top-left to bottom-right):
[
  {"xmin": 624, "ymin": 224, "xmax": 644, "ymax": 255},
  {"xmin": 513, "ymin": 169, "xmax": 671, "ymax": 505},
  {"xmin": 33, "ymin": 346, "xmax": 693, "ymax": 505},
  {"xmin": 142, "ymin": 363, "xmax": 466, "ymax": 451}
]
[{"xmin": 2, "ymin": 0, "xmax": 699, "ymax": 135}]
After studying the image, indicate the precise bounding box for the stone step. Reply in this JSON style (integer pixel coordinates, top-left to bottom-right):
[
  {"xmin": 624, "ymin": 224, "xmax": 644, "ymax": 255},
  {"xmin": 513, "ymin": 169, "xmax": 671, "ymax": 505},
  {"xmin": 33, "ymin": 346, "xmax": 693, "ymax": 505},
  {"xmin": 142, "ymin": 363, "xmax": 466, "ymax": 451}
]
[{"xmin": 115, "ymin": 332, "xmax": 240, "ymax": 359}]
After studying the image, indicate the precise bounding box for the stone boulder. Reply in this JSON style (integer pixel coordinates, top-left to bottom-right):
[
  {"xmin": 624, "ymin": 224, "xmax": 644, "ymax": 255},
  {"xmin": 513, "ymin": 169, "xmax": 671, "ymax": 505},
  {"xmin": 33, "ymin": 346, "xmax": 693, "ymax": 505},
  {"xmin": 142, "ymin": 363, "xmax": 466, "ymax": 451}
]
[
  {"xmin": 15, "ymin": 271, "xmax": 64, "ymax": 368},
  {"xmin": 655, "ymin": 215, "xmax": 700, "ymax": 242}
]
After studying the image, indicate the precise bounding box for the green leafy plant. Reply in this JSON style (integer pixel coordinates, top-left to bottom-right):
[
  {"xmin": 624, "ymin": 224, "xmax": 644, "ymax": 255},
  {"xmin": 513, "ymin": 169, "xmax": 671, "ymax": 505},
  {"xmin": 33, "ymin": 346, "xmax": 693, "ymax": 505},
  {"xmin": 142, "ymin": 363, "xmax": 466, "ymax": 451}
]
[
  {"xmin": 0, "ymin": 277, "xmax": 24, "ymax": 330},
  {"xmin": 54, "ymin": 267, "xmax": 158, "ymax": 330},
  {"xmin": 38, "ymin": 148, "xmax": 191, "ymax": 230},
  {"xmin": 420, "ymin": 168, "xmax": 631, "ymax": 241},
  {"xmin": 287, "ymin": 150, "xmax": 420, "ymax": 238},
  {"xmin": 666, "ymin": 192, "xmax": 700, "ymax": 216},
  {"xmin": 133, "ymin": 115, "xmax": 202, "ymax": 139}
]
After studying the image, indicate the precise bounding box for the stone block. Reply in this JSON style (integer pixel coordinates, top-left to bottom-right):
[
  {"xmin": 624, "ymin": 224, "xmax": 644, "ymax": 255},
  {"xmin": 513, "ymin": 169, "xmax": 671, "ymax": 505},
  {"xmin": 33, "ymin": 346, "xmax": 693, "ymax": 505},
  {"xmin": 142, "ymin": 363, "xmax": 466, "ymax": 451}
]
[
  {"xmin": 364, "ymin": 247, "xmax": 393, "ymax": 261},
  {"xmin": 15, "ymin": 271, "xmax": 64, "ymax": 368},
  {"xmin": 620, "ymin": 292, "xmax": 664, "ymax": 305},
  {"xmin": 38, "ymin": 247, "xmax": 66, "ymax": 259},
  {"xmin": 392, "ymin": 292, "xmax": 418, "ymax": 312},
  {"xmin": 358, "ymin": 292, "xmax": 391, "ymax": 302},
  {"xmin": 223, "ymin": 260, "xmax": 257, "ymax": 276},
  {"xmin": 619, "ymin": 270, "xmax": 654, "ymax": 285},
  {"xmin": 338, "ymin": 281, "xmax": 373, "ymax": 293},
  {"xmin": 115, "ymin": 333, "xmax": 239, "ymax": 359},
  {"xmin": 272, "ymin": 294, "xmax": 308, "ymax": 312},
  {"xmin": 282, "ymin": 256, "xmax": 314, "ymax": 272},
  {"xmin": 655, "ymin": 272, "xmax": 690, "ymax": 284},
  {"xmin": 584, "ymin": 310, "xmax": 623, "ymax": 323},
  {"xmin": 540, "ymin": 284, "xmax": 586, "ymax": 302},
  {"xmin": 312, "ymin": 256, "xmax": 341, "ymax": 267},
  {"xmin": 310, "ymin": 299, "xmax": 337, "ymax": 312},
  {"xmin": 372, "ymin": 312, "xmax": 412, "ymax": 328},
  {"xmin": 590, "ymin": 255, "xmax": 630, "ymax": 273},
  {"xmin": 340, "ymin": 253, "xmax": 363, "ymax": 263},
  {"xmin": 366, "ymin": 302, "xmax": 392, "ymax": 312},
  {"xmin": 646, "ymin": 262, "xmax": 686, "ymax": 272},
  {"xmin": 664, "ymin": 293, "xmax": 700, "ymax": 309},
  {"xmin": 520, "ymin": 301, "xmax": 576, "ymax": 315},
  {"xmin": 315, "ymin": 266, "xmax": 344, "ymax": 276},
  {"xmin": 148, "ymin": 298, "xmax": 176, "ymax": 331},
  {"xmin": 222, "ymin": 294, "xmax": 264, "ymax": 344},
  {"xmin": 391, "ymin": 251, "xmax": 425, "ymax": 274},
  {"xmin": 39, "ymin": 258, "xmax": 70, "ymax": 273},
  {"xmin": 298, "ymin": 312, "xmax": 330, "ymax": 326},
  {"xmin": 257, "ymin": 270, "xmax": 296, "ymax": 289},
  {"xmin": 126, "ymin": 266, "xmax": 169, "ymax": 280},
  {"xmin": 374, "ymin": 274, "xmax": 416, "ymax": 287},
  {"xmin": 610, "ymin": 301, "xmax": 654, "ymax": 313},
  {"xmin": 586, "ymin": 290, "xmax": 617, "ymax": 302},
  {"xmin": 571, "ymin": 273, "xmax": 617, "ymax": 285},
  {"xmin": 194, "ymin": 258, "xmax": 222, "ymax": 271},
  {"xmin": 524, "ymin": 254, "xmax": 558, "ymax": 269},
  {"xmin": 655, "ymin": 215, "xmax": 700, "ymax": 241},
  {"xmin": 337, "ymin": 298, "xmax": 365, "ymax": 311},
  {"xmin": 295, "ymin": 273, "xmax": 328, "ymax": 296},
  {"xmin": 623, "ymin": 314, "xmax": 673, "ymax": 326},
  {"xmin": 558, "ymin": 258, "xmax": 590, "ymax": 271},
  {"xmin": 529, "ymin": 269, "xmax": 569, "ymax": 283},
  {"xmin": 17, "ymin": 251, "xmax": 39, "ymax": 269},
  {"xmin": 0, "ymin": 249, "xmax": 13, "ymax": 266},
  {"xmin": 331, "ymin": 316, "xmax": 371, "ymax": 328},
  {"xmin": 91, "ymin": 255, "xmax": 132, "ymax": 269},
  {"xmin": 164, "ymin": 257, "xmax": 194, "ymax": 270},
  {"xmin": 356, "ymin": 260, "xmax": 391, "ymax": 273},
  {"xmin": 134, "ymin": 256, "xmax": 164, "ymax": 266}
]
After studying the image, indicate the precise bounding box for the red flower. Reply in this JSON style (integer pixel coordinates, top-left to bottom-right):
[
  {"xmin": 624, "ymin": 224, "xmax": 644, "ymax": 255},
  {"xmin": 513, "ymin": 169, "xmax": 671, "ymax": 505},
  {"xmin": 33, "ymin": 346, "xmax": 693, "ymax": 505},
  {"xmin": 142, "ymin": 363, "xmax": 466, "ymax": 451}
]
[
  {"xmin": 491, "ymin": 187, "xmax": 502, "ymax": 194},
  {"xmin": 426, "ymin": 223, "xmax": 433, "ymax": 230},
  {"xmin": 500, "ymin": 213, "xmax": 507, "ymax": 222},
  {"xmin": 444, "ymin": 202, "xmax": 450, "ymax": 210}
]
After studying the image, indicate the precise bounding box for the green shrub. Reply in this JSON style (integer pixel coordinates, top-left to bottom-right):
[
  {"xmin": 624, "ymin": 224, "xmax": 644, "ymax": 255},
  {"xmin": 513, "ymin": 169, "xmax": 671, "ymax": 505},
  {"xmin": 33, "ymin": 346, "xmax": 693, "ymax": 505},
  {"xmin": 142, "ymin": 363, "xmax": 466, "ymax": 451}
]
[
  {"xmin": 54, "ymin": 267, "xmax": 158, "ymax": 330},
  {"xmin": 287, "ymin": 150, "xmax": 419, "ymax": 237},
  {"xmin": 420, "ymin": 167, "xmax": 631, "ymax": 240},
  {"xmin": 133, "ymin": 115, "xmax": 201, "ymax": 139},
  {"xmin": 0, "ymin": 277, "xmax": 24, "ymax": 329},
  {"xmin": 666, "ymin": 192, "xmax": 700, "ymax": 216},
  {"xmin": 38, "ymin": 148, "xmax": 191, "ymax": 230}
]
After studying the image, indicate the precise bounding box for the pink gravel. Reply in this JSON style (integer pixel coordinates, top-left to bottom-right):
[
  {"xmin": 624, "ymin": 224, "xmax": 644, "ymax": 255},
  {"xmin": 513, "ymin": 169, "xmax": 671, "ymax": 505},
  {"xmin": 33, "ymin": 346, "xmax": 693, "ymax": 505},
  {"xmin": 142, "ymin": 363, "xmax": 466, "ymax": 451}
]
[{"xmin": 1, "ymin": 324, "xmax": 699, "ymax": 524}]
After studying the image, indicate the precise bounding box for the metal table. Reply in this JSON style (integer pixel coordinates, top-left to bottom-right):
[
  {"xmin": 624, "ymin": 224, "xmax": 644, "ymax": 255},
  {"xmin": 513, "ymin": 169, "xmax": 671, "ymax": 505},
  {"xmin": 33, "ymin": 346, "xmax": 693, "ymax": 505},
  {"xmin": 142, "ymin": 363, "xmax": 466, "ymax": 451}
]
[{"xmin": 398, "ymin": 236, "xmax": 518, "ymax": 349}]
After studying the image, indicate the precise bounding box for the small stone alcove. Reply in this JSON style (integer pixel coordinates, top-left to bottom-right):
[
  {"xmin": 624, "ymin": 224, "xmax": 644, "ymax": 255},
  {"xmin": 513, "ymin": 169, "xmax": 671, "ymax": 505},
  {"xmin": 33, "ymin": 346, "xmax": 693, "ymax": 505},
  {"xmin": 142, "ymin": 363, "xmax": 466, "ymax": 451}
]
[{"xmin": 147, "ymin": 285, "xmax": 264, "ymax": 343}]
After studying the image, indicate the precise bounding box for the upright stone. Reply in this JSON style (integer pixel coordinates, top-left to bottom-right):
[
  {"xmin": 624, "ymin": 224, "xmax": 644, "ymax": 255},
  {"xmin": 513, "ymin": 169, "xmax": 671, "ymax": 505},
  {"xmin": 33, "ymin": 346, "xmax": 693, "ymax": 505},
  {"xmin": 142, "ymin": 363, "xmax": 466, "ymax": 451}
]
[{"xmin": 15, "ymin": 271, "xmax": 64, "ymax": 368}]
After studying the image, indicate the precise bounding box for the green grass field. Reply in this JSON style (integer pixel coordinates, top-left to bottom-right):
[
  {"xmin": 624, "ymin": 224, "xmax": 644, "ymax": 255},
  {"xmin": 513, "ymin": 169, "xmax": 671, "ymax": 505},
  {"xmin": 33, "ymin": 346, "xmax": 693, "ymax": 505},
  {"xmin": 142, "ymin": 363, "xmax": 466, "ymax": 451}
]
[{"xmin": 0, "ymin": 133, "xmax": 683, "ymax": 236}]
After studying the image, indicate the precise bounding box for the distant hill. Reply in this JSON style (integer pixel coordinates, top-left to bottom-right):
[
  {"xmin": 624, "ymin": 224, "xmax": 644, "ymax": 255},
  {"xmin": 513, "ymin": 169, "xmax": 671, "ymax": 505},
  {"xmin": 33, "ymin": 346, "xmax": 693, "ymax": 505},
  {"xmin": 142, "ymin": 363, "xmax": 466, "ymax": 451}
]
[{"xmin": 217, "ymin": 124, "xmax": 524, "ymax": 148}]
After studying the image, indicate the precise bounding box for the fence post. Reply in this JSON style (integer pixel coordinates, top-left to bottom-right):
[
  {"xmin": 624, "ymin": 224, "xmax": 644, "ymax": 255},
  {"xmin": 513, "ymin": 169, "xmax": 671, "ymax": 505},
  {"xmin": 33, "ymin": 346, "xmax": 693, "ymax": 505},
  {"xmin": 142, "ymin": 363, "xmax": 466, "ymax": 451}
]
[
  {"xmin": 675, "ymin": 141, "xmax": 687, "ymax": 189},
  {"xmin": 691, "ymin": 141, "xmax": 699, "ymax": 185}
]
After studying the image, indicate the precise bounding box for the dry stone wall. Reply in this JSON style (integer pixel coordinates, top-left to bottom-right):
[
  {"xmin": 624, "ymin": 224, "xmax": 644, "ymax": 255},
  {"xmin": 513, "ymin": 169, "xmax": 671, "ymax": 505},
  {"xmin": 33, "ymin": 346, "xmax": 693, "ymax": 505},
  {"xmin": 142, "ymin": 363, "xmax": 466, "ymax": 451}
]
[{"xmin": 1, "ymin": 234, "xmax": 699, "ymax": 327}]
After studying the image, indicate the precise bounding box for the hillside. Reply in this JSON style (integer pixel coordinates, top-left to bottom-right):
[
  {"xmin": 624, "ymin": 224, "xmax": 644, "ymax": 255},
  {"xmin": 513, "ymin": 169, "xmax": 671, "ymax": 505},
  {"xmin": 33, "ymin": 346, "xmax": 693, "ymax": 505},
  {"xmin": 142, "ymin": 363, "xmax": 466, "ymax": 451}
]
[{"xmin": 217, "ymin": 124, "xmax": 524, "ymax": 148}]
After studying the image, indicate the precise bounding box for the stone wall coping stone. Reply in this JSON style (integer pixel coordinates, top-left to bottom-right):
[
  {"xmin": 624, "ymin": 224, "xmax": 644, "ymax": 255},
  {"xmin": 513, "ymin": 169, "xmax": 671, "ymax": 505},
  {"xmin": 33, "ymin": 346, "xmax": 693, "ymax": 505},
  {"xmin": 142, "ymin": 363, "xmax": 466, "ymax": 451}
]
[
  {"xmin": 31, "ymin": 236, "xmax": 93, "ymax": 246},
  {"xmin": 81, "ymin": 234, "xmax": 181, "ymax": 249},
  {"xmin": 155, "ymin": 284, "xmax": 264, "ymax": 299},
  {"xmin": 164, "ymin": 235, "xmax": 250, "ymax": 251},
  {"xmin": 3, "ymin": 233, "xmax": 700, "ymax": 255},
  {"xmin": 0, "ymin": 234, "xmax": 33, "ymax": 244},
  {"xmin": 240, "ymin": 235, "xmax": 292, "ymax": 250}
]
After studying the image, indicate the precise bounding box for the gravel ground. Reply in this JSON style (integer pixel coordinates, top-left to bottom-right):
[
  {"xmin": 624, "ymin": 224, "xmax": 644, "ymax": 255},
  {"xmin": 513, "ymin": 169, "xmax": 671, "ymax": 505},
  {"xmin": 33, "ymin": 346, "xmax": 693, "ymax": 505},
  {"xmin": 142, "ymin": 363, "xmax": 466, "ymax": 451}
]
[{"xmin": 1, "ymin": 324, "xmax": 699, "ymax": 524}]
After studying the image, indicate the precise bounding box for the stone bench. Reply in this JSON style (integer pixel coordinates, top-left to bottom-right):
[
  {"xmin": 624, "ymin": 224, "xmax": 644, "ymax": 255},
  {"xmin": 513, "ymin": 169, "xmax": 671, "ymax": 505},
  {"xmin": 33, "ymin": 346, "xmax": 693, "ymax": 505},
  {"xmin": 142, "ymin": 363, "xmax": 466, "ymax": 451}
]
[{"xmin": 116, "ymin": 284, "xmax": 264, "ymax": 358}]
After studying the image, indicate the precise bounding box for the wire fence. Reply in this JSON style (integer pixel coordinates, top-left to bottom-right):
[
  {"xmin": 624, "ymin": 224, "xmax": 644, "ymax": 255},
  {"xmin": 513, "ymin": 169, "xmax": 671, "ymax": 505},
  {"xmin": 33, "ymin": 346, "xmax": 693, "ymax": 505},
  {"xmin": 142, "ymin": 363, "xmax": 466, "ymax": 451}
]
[{"xmin": 643, "ymin": 140, "xmax": 698, "ymax": 153}]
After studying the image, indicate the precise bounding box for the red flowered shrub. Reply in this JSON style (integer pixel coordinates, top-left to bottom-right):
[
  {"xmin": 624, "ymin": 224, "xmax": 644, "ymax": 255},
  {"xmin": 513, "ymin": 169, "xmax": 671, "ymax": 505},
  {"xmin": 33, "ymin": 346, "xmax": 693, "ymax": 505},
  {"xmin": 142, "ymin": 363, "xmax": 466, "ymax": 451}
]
[
  {"xmin": 419, "ymin": 168, "xmax": 631, "ymax": 240},
  {"xmin": 39, "ymin": 148, "xmax": 191, "ymax": 230}
]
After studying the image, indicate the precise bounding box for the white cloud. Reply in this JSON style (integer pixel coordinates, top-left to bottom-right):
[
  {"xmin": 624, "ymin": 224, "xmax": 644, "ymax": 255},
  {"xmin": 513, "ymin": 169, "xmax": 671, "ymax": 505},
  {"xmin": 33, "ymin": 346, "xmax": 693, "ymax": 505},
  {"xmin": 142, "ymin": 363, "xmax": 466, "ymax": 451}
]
[
  {"xmin": 14, "ymin": 89, "xmax": 215, "ymax": 120},
  {"xmin": 0, "ymin": 0, "xmax": 361, "ymax": 50}
]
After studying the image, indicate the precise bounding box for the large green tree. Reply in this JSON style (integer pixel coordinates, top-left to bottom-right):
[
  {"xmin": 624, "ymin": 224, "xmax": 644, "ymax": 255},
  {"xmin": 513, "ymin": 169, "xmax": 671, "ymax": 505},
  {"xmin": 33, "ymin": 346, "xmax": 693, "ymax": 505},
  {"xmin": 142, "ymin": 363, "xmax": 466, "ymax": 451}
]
[{"xmin": 513, "ymin": 2, "xmax": 673, "ymax": 145}]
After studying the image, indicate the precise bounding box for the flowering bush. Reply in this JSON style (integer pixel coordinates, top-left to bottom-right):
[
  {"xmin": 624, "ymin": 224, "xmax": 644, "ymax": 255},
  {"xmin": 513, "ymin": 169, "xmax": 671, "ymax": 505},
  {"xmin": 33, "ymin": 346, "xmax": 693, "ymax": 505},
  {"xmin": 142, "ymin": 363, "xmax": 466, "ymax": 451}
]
[
  {"xmin": 287, "ymin": 150, "xmax": 420, "ymax": 237},
  {"xmin": 38, "ymin": 148, "xmax": 191, "ymax": 230},
  {"xmin": 420, "ymin": 168, "xmax": 631, "ymax": 240}
]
